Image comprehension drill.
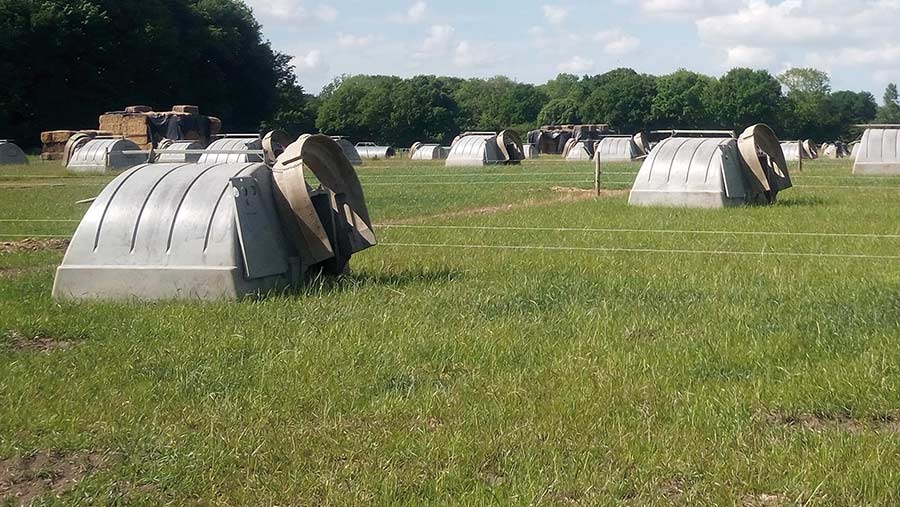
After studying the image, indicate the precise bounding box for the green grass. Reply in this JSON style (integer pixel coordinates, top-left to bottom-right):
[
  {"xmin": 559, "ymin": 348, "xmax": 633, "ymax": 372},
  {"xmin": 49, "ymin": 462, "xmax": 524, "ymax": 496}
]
[{"xmin": 2, "ymin": 157, "xmax": 900, "ymax": 505}]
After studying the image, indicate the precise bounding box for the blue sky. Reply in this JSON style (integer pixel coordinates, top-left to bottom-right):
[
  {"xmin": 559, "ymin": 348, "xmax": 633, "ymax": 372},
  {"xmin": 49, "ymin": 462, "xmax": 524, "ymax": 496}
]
[{"xmin": 244, "ymin": 0, "xmax": 900, "ymax": 99}]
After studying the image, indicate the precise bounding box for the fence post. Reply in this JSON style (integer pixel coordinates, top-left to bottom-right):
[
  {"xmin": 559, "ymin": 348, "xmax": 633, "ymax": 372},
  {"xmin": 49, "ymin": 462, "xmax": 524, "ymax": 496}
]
[
  {"xmin": 798, "ymin": 140, "xmax": 803, "ymax": 173},
  {"xmin": 594, "ymin": 154, "xmax": 601, "ymax": 195}
]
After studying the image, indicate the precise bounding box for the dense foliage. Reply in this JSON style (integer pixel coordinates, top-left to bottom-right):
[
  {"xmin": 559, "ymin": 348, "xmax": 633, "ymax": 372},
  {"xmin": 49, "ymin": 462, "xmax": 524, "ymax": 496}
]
[
  {"xmin": 316, "ymin": 69, "xmax": 884, "ymax": 146},
  {"xmin": 0, "ymin": 0, "xmax": 283, "ymax": 147},
  {"xmin": 0, "ymin": 0, "xmax": 892, "ymax": 149}
]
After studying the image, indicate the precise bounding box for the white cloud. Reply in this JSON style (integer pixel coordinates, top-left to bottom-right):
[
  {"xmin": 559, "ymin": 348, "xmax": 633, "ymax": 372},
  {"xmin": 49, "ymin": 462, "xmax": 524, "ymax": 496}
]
[
  {"xmin": 595, "ymin": 29, "xmax": 641, "ymax": 55},
  {"xmin": 454, "ymin": 41, "xmax": 495, "ymax": 68},
  {"xmin": 625, "ymin": 0, "xmax": 733, "ymax": 18},
  {"xmin": 294, "ymin": 49, "xmax": 325, "ymax": 72},
  {"xmin": 391, "ymin": 1, "xmax": 428, "ymax": 23},
  {"xmin": 691, "ymin": 0, "xmax": 900, "ymax": 85},
  {"xmin": 808, "ymin": 43, "xmax": 900, "ymax": 67},
  {"xmin": 244, "ymin": 0, "xmax": 337, "ymax": 22},
  {"xmin": 542, "ymin": 5, "xmax": 569, "ymax": 25},
  {"xmin": 246, "ymin": 0, "xmax": 306, "ymax": 19},
  {"xmin": 697, "ymin": 0, "xmax": 838, "ymax": 45},
  {"xmin": 417, "ymin": 25, "xmax": 456, "ymax": 58},
  {"xmin": 725, "ymin": 45, "xmax": 777, "ymax": 67},
  {"xmin": 605, "ymin": 35, "xmax": 641, "ymax": 55},
  {"xmin": 316, "ymin": 5, "xmax": 338, "ymax": 22},
  {"xmin": 558, "ymin": 56, "xmax": 594, "ymax": 73},
  {"xmin": 336, "ymin": 33, "xmax": 372, "ymax": 49}
]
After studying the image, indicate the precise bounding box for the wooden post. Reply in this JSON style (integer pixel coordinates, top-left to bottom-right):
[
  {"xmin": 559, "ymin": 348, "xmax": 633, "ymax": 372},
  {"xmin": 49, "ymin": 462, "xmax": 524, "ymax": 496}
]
[
  {"xmin": 798, "ymin": 140, "xmax": 803, "ymax": 173},
  {"xmin": 594, "ymin": 154, "xmax": 601, "ymax": 195}
]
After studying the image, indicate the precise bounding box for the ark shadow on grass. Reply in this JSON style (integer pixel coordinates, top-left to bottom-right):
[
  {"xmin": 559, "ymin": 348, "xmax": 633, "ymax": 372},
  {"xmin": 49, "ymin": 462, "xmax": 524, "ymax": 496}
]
[
  {"xmin": 775, "ymin": 195, "xmax": 827, "ymax": 207},
  {"xmin": 285, "ymin": 267, "xmax": 465, "ymax": 298}
]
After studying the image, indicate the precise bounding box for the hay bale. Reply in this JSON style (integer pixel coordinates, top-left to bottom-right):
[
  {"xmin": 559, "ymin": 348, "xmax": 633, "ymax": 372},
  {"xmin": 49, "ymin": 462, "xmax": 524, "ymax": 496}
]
[
  {"xmin": 172, "ymin": 105, "xmax": 200, "ymax": 114},
  {"xmin": 41, "ymin": 130, "xmax": 77, "ymax": 144},
  {"xmin": 209, "ymin": 117, "xmax": 222, "ymax": 136},
  {"xmin": 122, "ymin": 116, "xmax": 149, "ymax": 137},
  {"xmin": 42, "ymin": 130, "xmax": 110, "ymax": 160},
  {"xmin": 99, "ymin": 113, "xmax": 149, "ymax": 138},
  {"xmin": 98, "ymin": 114, "xmax": 122, "ymax": 133},
  {"xmin": 125, "ymin": 105, "xmax": 152, "ymax": 113}
]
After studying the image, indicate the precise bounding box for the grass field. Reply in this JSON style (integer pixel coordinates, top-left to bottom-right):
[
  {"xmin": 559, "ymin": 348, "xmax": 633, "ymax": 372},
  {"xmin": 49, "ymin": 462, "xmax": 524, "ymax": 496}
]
[{"xmin": 2, "ymin": 155, "xmax": 900, "ymax": 505}]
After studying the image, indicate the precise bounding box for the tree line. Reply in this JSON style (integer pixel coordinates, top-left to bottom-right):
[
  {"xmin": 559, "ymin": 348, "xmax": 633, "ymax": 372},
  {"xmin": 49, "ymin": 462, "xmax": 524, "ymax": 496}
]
[
  {"xmin": 2, "ymin": 0, "xmax": 899, "ymax": 149},
  {"xmin": 313, "ymin": 69, "xmax": 898, "ymax": 148},
  {"xmin": 0, "ymin": 0, "xmax": 289, "ymax": 148}
]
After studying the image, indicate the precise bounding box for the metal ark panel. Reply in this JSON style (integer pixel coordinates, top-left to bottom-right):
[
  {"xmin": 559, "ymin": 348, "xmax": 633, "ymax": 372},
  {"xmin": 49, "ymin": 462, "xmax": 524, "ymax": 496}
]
[
  {"xmin": 446, "ymin": 135, "xmax": 496, "ymax": 167},
  {"xmin": 198, "ymin": 138, "xmax": 263, "ymax": 164},
  {"xmin": 854, "ymin": 127, "xmax": 900, "ymax": 175},
  {"xmin": 596, "ymin": 137, "xmax": 638, "ymax": 162},
  {"xmin": 67, "ymin": 138, "xmax": 147, "ymax": 173},
  {"xmin": 0, "ymin": 141, "xmax": 28, "ymax": 165},
  {"xmin": 629, "ymin": 137, "xmax": 746, "ymax": 208}
]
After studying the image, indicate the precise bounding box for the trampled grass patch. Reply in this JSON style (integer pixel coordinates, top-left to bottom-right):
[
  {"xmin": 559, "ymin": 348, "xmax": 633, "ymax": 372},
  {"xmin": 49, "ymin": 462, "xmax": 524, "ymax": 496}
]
[{"xmin": 1, "ymin": 157, "xmax": 900, "ymax": 505}]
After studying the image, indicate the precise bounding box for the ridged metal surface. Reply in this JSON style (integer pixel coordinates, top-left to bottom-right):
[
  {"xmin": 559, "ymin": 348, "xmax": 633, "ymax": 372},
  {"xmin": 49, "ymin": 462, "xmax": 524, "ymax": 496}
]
[
  {"xmin": 446, "ymin": 134, "xmax": 503, "ymax": 167},
  {"xmin": 197, "ymin": 138, "xmax": 263, "ymax": 164},
  {"xmin": 54, "ymin": 135, "xmax": 377, "ymax": 302},
  {"xmin": 596, "ymin": 137, "xmax": 637, "ymax": 162},
  {"xmin": 157, "ymin": 140, "xmax": 205, "ymax": 163},
  {"xmin": 629, "ymin": 136, "xmax": 748, "ymax": 208},
  {"xmin": 67, "ymin": 138, "xmax": 147, "ymax": 173},
  {"xmin": 0, "ymin": 141, "xmax": 27, "ymax": 165},
  {"xmin": 781, "ymin": 142, "xmax": 801, "ymax": 161},
  {"xmin": 53, "ymin": 162, "xmax": 289, "ymax": 300},
  {"xmin": 410, "ymin": 144, "xmax": 448, "ymax": 160},
  {"xmin": 331, "ymin": 138, "xmax": 362, "ymax": 166},
  {"xmin": 355, "ymin": 143, "xmax": 396, "ymax": 159},
  {"xmin": 854, "ymin": 127, "xmax": 900, "ymax": 174},
  {"xmin": 565, "ymin": 141, "xmax": 594, "ymax": 161}
]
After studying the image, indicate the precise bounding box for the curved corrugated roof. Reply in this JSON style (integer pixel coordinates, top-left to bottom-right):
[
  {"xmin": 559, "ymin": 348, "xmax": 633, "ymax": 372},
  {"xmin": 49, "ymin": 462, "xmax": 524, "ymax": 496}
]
[
  {"xmin": 68, "ymin": 138, "xmax": 146, "ymax": 172},
  {"xmin": 0, "ymin": 141, "xmax": 27, "ymax": 165},
  {"xmin": 446, "ymin": 135, "xmax": 497, "ymax": 167},
  {"xmin": 330, "ymin": 138, "xmax": 362, "ymax": 166},
  {"xmin": 596, "ymin": 137, "xmax": 637, "ymax": 162},
  {"xmin": 410, "ymin": 144, "xmax": 447, "ymax": 160},
  {"xmin": 157, "ymin": 140, "xmax": 205, "ymax": 163},
  {"xmin": 565, "ymin": 141, "xmax": 594, "ymax": 161},
  {"xmin": 629, "ymin": 136, "xmax": 749, "ymax": 208},
  {"xmin": 198, "ymin": 138, "xmax": 263, "ymax": 164},
  {"xmin": 854, "ymin": 127, "xmax": 900, "ymax": 174}
]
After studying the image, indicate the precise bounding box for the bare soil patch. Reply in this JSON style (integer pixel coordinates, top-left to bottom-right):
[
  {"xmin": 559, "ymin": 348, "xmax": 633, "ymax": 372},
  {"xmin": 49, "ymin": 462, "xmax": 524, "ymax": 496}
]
[
  {"xmin": 742, "ymin": 493, "xmax": 789, "ymax": 507},
  {"xmin": 765, "ymin": 411, "xmax": 900, "ymax": 434},
  {"xmin": 0, "ymin": 239, "xmax": 69, "ymax": 254},
  {"xmin": 0, "ymin": 451, "xmax": 107, "ymax": 505},
  {"xmin": 659, "ymin": 477, "xmax": 687, "ymax": 501},
  {"xmin": 551, "ymin": 186, "xmax": 628, "ymax": 198},
  {"xmin": 4, "ymin": 330, "xmax": 82, "ymax": 353},
  {"xmin": 0, "ymin": 266, "xmax": 51, "ymax": 280},
  {"xmin": 383, "ymin": 189, "xmax": 625, "ymax": 226}
]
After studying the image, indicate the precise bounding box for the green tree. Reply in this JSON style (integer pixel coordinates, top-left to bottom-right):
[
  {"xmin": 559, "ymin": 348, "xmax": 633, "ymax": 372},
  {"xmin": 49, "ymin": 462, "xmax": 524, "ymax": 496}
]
[
  {"xmin": 581, "ymin": 68, "xmax": 657, "ymax": 132},
  {"xmin": 651, "ymin": 69, "xmax": 715, "ymax": 129},
  {"xmin": 315, "ymin": 75, "xmax": 402, "ymax": 142},
  {"xmin": 876, "ymin": 83, "xmax": 900, "ymax": 123},
  {"xmin": 389, "ymin": 75, "xmax": 460, "ymax": 147},
  {"xmin": 778, "ymin": 68, "xmax": 833, "ymax": 140},
  {"xmin": 777, "ymin": 68, "xmax": 831, "ymax": 95},
  {"xmin": 262, "ymin": 52, "xmax": 317, "ymax": 137},
  {"xmin": 537, "ymin": 98, "xmax": 582, "ymax": 125},
  {"xmin": 453, "ymin": 77, "xmax": 546, "ymax": 132},
  {"xmin": 0, "ymin": 0, "xmax": 281, "ymax": 147},
  {"xmin": 498, "ymin": 83, "xmax": 548, "ymax": 132},
  {"xmin": 703, "ymin": 68, "xmax": 784, "ymax": 133},
  {"xmin": 825, "ymin": 91, "xmax": 877, "ymax": 140},
  {"xmin": 540, "ymin": 73, "xmax": 581, "ymax": 101}
]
